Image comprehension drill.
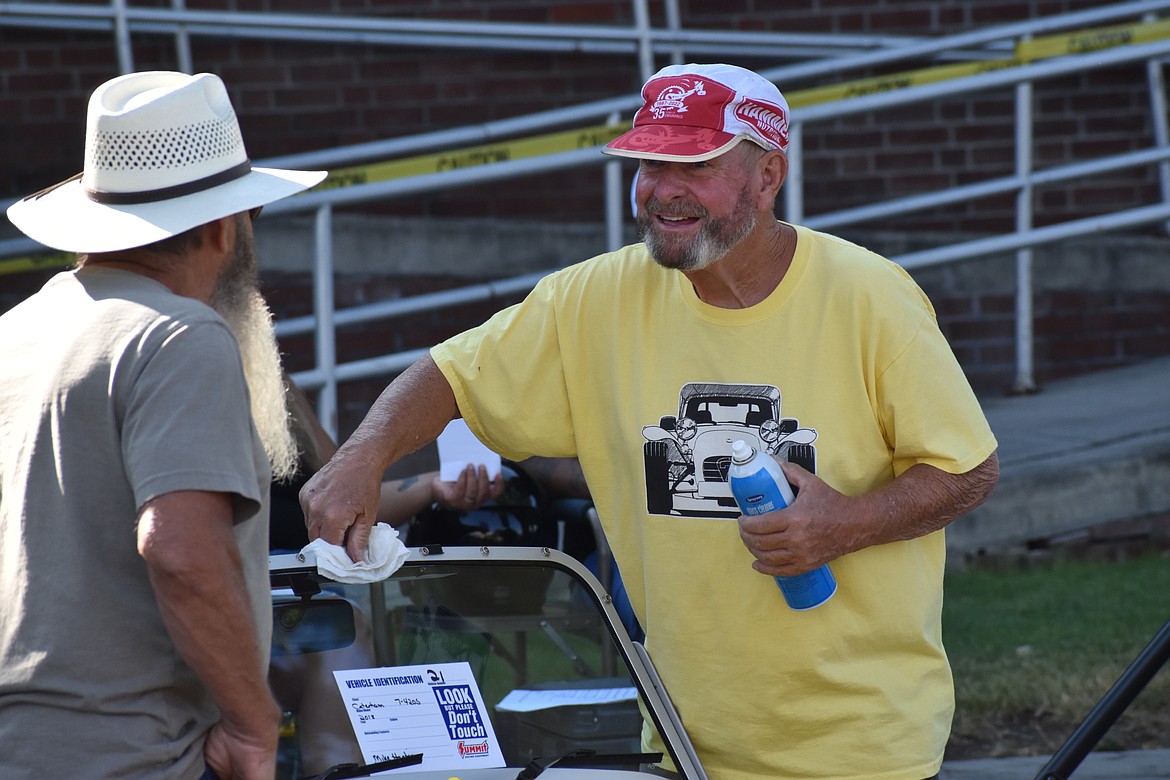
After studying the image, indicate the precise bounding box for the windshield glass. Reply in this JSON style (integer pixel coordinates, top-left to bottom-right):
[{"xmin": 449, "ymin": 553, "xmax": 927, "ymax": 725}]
[{"xmin": 269, "ymin": 549, "xmax": 692, "ymax": 780}]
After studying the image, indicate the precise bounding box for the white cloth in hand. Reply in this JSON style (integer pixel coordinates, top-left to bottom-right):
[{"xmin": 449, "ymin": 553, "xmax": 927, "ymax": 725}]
[{"xmin": 301, "ymin": 522, "xmax": 410, "ymax": 584}]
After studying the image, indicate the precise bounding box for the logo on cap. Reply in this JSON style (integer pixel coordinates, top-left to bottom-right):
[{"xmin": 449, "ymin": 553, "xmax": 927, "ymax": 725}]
[
  {"xmin": 650, "ymin": 80, "xmax": 707, "ymax": 120},
  {"xmin": 736, "ymin": 97, "xmax": 789, "ymax": 150}
]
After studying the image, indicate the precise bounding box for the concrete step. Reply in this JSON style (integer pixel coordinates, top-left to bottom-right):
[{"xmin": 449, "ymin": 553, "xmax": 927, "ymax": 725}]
[{"xmin": 946, "ymin": 355, "xmax": 1170, "ymax": 568}]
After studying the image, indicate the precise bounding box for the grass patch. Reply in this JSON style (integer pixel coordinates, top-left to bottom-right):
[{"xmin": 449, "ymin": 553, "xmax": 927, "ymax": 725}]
[{"xmin": 943, "ymin": 551, "xmax": 1170, "ymax": 759}]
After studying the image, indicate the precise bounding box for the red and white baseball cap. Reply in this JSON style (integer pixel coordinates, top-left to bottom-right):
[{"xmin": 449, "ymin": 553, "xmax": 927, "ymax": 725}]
[{"xmin": 603, "ymin": 63, "xmax": 790, "ymax": 163}]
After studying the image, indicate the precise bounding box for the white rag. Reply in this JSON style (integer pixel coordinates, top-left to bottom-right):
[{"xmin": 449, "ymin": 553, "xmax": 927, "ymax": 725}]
[{"xmin": 301, "ymin": 522, "xmax": 410, "ymax": 584}]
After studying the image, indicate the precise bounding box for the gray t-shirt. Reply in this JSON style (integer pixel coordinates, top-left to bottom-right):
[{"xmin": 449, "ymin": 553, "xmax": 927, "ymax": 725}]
[{"xmin": 0, "ymin": 267, "xmax": 272, "ymax": 779}]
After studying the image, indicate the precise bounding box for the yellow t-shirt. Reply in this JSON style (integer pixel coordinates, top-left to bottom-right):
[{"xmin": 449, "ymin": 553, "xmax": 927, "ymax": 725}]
[{"xmin": 432, "ymin": 223, "xmax": 997, "ymax": 780}]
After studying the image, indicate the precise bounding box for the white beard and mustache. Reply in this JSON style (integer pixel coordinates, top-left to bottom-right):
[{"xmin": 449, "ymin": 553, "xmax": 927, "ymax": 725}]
[
  {"xmin": 637, "ymin": 183, "xmax": 758, "ymax": 272},
  {"xmin": 210, "ymin": 220, "xmax": 300, "ymax": 482}
]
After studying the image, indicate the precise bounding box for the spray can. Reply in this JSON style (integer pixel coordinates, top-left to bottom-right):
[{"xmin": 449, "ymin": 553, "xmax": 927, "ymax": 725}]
[{"xmin": 728, "ymin": 439, "xmax": 837, "ymax": 610}]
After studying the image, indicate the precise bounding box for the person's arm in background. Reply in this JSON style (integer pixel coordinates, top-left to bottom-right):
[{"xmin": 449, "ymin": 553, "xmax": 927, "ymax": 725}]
[
  {"xmin": 376, "ymin": 465, "xmax": 504, "ymax": 526},
  {"xmin": 283, "ymin": 372, "xmax": 338, "ymax": 474},
  {"xmin": 138, "ymin": 490, "xmax": 279, "ymax": 780},
  {"xmin": 738, "ymin": 452, "xmax": 999, "ymax": 577},
  {"xmin": 302, "ymin": 355, "xmax": 458, "ymax": 562},
  {"xmin": 517, "ymin": 456, "xmax": 591, "ymax": 501}
]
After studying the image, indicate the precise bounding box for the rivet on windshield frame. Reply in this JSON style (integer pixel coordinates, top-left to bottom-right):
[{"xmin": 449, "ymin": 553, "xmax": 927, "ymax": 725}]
[
  {"xmin": 296, "ymin": 553, "xmax": 306, "ymax": 563},
  {"xmin": 480, "ymin": 546, "xmax": 491, "ymax": 556},
  {"xmin": 603, "ymin": 594, "xmax": 613, "ymax": 604},
  {"xmin": 419, "ymin": 546, "xmax": 430, "ymax": 557},
  {"xmin": 541, "ymin": 547, "xmax": 551, "ymax": 557}
]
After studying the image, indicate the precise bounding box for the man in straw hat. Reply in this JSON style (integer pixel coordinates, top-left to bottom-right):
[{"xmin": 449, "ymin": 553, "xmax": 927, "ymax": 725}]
[
  {"xmin": 0, "ymin": 71, "xmax": 323, "ymax": 779},
  {"xmin": 301, "ymin": 63, "xmax": 999, "ymax": 778}
]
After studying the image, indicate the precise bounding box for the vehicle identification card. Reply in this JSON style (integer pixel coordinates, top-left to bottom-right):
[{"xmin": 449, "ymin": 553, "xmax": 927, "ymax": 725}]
[{"xmin": 333, "ymin": 662, "xmax": 505, "ymax": 770}]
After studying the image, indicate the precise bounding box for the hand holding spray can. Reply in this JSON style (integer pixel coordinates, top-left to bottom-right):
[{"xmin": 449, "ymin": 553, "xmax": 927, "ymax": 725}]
[{"xmin": 728, "ymin": 439, "xmax": 837, "ymax": 610}]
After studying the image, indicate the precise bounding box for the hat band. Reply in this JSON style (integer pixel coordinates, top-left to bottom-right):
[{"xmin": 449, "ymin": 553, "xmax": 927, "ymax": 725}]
[{"xmin": 85, "ymin": 159, "xmax": 253, "ymax": 206}]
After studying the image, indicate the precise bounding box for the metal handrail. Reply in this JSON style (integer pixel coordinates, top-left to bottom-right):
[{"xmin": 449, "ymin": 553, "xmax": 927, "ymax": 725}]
[
  {"xmin": 0, "ymin": 1, "xmax": 984, "ymax": 60},
  {"xmin": 2, "ymin": 2, "xmax": 1169, "ymax": 429},
  {"xmin": 275, "ymin": 32, "xmax": 1170, "ymax": 408}
]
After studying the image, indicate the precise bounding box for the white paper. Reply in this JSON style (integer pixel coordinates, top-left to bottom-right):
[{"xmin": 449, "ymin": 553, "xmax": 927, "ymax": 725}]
[
  {"xmin": 436, "ymin": 419, "xmax": 502, "ymax": 481},
  {"xmin": 333, "ymin": 662, "xmax": 505, "ymax": 771},
  {"xmin": 495, "ymin": 686, "xmax": 638, "ymax": 713}
]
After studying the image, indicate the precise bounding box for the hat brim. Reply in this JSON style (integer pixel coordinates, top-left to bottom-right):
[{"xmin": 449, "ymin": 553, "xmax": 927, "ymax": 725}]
[
  {"xmin": 7, "ymin": 166, "xmax": 326, "ymax": 254},
  {"xmin": 602, "ymin": 125, "xmax": 750, "ymax": 163}
]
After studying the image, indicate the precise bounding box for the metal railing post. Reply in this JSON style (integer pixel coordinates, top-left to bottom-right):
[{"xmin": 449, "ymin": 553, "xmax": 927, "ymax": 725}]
[
  {"xmin": 1145, "ymin": 16, "xmax": 1170, "ymax": 234},
  {"xmin": 783, "ymin": 121, "xmax": 804, "ymax": 224},
  {"xmin": 1013, "ymin": 45, "xmax": 1037, "ymax": 394},
  {"xmin": 312, "ymin": 205, "xmax": 339, "ymax": 440},
  {"xmin": 605, "ymin": 111, "xmax": 626, "ymax": 252},
  {"xmin": 171, "ymin": 0, "xmax": 193, "ymax": 73},
  {"xmin": 630, "ymin": 0, "xmax": 655, "ymax": 81},
  {"xmin": 663, "ymin": 0, "xmax": 684, "ymax": 65},
  {"xmin": 111, "ymin": 0, "xmax": 134, "ymax": 73}
]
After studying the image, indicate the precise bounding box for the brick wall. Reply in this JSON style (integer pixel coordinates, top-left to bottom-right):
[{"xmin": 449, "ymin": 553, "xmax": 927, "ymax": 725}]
[
  {"xmin": 932, "ymin": 288, "xmax": 1170, "ymax": 393},
  {"xmin": 3, "ymin": 1, "xmax": 1169, "ymax": 438},
  {"xmin": 1, "ymin": 0, "xmax": 1163, "ymax": 232}
]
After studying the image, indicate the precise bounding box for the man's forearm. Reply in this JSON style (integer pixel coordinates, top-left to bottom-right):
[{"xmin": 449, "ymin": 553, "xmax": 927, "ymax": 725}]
[
  {"xmin": 339, "ymin": 354, "xmax": 459, "ymax": 476},
  {"xmin": 302, "ymin": 354, "xmax": 460, "ymax": 558},
  {"xmin": 519, "ymin": 456, "xmax": 591, "ymax": 500},
  {"xmin": 377, "ymin": 472, "xmax": 437, "ymax": 526},
  {"xmin": 138, "ymin": 492, "xmax": 279, "ymax": 739},
  {"xmin": 748, "ymin": 451, "xmax": 1001, "ymax": 577},
  {"xmin": 845, "ymin": 451, "xmax": 1000, "ymax": 553}
]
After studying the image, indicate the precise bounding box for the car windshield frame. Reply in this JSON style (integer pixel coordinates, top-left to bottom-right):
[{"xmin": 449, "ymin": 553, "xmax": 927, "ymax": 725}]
[{"xmin": 268, "ymin": 545, "xmax": 707, "ymax": 780}]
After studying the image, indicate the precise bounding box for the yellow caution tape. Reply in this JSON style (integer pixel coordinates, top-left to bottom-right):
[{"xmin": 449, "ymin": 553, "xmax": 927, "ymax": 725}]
[
  {"xmin": 315, "ymin": 122, "xmax": 626, "ymax": 191},
  {"xmin": 789, "ymin": 17, "xmax": 1170, "ymax": 107},
  {"xmin": 0, "ymin": 250, "xmax": 75, "ymax": 277},
  {"xmin": 1017, "ymin": 17, "xmax": 1170, "ymax": 62},
  {"xmin": 788, "ymin": 59, "xmax": 1018, "ymax": 107}
]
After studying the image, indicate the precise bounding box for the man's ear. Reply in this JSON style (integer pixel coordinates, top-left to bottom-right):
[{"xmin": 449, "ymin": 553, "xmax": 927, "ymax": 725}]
[
  {"xmin": 202, "ymin": 214, "xmax": 236, "ymax": 255},
  {"xmin": 757, "ymin": 150, "xmax": 787, "ymax": 210}
]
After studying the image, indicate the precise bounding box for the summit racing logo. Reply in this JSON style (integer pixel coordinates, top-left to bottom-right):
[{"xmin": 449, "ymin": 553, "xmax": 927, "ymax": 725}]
[{"xmin": 458, "ymin": 740, "xmax": 490, "ymax": 757}]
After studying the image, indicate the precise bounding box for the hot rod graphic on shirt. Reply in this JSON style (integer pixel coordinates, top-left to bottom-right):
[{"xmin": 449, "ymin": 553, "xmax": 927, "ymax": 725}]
[{"xmin": 641, "ymin": 382, "xmax": 818, "ymax": 517}]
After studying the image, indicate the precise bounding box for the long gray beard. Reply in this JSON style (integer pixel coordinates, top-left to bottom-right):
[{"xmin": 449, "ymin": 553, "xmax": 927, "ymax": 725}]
[
  {"xmin": 211, "ymin": 240, "xmax": 300, "ymax": 483},
  {"xmin": 229, "ymin": 290, "xmax": 300, "ymax": 482}
]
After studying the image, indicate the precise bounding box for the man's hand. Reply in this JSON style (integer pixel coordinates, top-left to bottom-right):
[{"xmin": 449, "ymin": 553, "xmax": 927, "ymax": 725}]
[
  {"xmin": 433, "ymin": 464, "xmax": 505, "ymax": 512},
  {"xmin": 300, "ymin": 354, "xmax": 477, "ymax": 561},
  {"xmin": 738, "ymin": 452, "xmax": 1000, "ymax": 577},
  {"xmin": 203, "ymin": 715, "xmax": 279, "ymax": 780},
  {"xmin": 737, "ymin": 461, "xmax": 853, "ymax": 577},
  {"xmin": 301, "ymin": 448, "xmax": 386, "ymax": 563}
]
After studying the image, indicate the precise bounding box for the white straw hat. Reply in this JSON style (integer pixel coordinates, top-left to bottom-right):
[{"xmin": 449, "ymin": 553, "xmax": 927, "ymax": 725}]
[{"xmin": 7, "ymin": 71, "xmax": 326, "ymax": 254}]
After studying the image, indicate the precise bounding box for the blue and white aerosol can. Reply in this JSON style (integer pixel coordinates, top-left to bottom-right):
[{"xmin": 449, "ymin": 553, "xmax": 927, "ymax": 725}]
[{"xmin": 728, "ymin": 439, "xmax": 837, "ymax": 610}]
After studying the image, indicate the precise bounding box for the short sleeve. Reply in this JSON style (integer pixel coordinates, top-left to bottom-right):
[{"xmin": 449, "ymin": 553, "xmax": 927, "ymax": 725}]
[
  {"xmin": 120, "ymin": 319, "xmax": 266, "ymax": 516},
  {"xmin": 877, "ymin": 316, "xmax": 998, "ymax": 477},
  {"xmin": 431, "ymin": 276, "xmax": 577, "ymax": 461}
]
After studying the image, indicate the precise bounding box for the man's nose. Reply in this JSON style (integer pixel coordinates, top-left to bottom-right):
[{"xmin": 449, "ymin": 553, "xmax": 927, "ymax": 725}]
[{"xmin": 639, "ymin": 165, "xmax": 689, "ymax": 202}]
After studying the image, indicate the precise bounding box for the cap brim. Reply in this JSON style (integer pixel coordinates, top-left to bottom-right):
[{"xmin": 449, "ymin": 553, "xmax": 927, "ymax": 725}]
[
  {"xmin": 7, "ymin": 166, "xmax": 326, "ymax": 254},
  {"xmin": 602, "ymin": 125, "xmax": 746, "ymax": 163}
]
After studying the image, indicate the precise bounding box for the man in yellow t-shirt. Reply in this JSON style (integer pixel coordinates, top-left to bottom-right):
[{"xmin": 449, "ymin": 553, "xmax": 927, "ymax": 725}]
[{"xmin": 302, "ymin": 63, "xmax": 999, "ymax": 780}]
